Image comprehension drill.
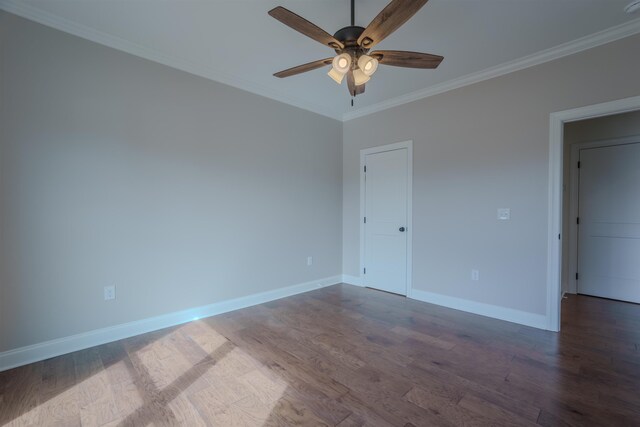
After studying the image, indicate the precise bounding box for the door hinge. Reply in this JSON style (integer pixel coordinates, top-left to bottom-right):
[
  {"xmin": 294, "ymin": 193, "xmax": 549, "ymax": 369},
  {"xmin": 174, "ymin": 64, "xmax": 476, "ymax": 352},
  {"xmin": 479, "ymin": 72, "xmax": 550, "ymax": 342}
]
[
  {"xmin": 364, "ymin": 217, "xmax": 366, "ymax": 224},
  {"xmin": 576, "ymin": 272, "xmax": 579, "ymax": 280},
  {"xmin": 363, "ymin": 268, "xmax": 366, "ymax": 274},
  {"xmin": 364, "ymin": 165, "xmax": 367, "ymax": 173},
  {"xmin": 577, "ymin": 161, "xmax": 581, "ymax": 169},
  {"xmin": 576, "ymin": 217, "xmax": 580, "ymax": 225},
  {"xmin": 558, "ymin": 233, "xmax": 561, "ymax": 240}
]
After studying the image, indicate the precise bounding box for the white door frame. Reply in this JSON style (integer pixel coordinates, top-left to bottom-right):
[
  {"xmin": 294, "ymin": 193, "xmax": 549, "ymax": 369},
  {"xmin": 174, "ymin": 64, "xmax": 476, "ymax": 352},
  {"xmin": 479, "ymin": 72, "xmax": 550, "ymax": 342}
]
[
  {"xmin": 547, "ymin": 95, "xmax": 640, "ymax": 332},
  {"xmin": 360, "ymin": 140, "xmax": 413, "ymax": 296},
  {"xmin": 567, "ymin": 135, "xmax": 640, "ymax": 295}
]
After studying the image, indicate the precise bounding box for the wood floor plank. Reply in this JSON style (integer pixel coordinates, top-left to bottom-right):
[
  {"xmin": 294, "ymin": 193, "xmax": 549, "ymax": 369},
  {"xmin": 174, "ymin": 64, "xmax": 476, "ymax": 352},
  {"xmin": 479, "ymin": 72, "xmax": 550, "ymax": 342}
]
[
  {"xmin": 0, "ymin": 362, "xmax": 43, "ymax": 426},
  {"xmin": 73, "ymin": 347, "xmax": 120, "ymax": 427},
  {"xmin": 235, "ymin": 325, "xmax": 352, "ymax": 400},
  {"xmin": 2, "ymin": 287, "xmax": 640, "ymax": 425},
  {"xmin": 264, "ymin": 395, "xmax": 331, "ymax": 426},
  {"xmin": 457, "ymin": 392, "xmax": 539, "ymax": 426}
]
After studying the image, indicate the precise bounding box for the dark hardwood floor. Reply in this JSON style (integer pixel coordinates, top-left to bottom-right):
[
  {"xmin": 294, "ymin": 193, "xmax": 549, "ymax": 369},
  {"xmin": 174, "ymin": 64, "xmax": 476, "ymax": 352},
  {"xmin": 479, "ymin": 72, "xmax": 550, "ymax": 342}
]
[{"xmin": 1, "ymin": 284, "xmax": 640, "ymax": 426}]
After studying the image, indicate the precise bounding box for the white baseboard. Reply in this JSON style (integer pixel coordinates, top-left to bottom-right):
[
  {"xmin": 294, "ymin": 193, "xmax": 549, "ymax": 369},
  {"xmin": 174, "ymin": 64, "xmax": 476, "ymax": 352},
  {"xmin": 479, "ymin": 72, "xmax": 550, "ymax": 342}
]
[
  {"xmin": 0, "ymin": 275, "xmax": 341, "ymax": 372},
  {"xmin": 410, "ymin": 288, "xmax": 549, "ymax": 330},
  {"xmin": 341, "ymin": 274, "xmax": 363, "ymax": 287}
]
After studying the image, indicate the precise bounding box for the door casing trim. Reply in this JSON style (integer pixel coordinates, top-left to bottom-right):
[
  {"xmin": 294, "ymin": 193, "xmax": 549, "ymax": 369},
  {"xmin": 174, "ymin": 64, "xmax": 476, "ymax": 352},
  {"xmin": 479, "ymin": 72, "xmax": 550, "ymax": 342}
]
[{"xmin": 548, "ymin": 95, "xmax": 640, "ymax": 332}]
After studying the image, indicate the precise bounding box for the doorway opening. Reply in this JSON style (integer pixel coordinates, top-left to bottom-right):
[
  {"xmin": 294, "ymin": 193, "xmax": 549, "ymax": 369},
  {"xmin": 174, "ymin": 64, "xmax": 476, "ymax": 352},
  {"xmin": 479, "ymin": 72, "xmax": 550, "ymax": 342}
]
[
  {"xmin": 563, "ymin": 115, "xmax": 640, "ymax": 303},
  {"xmin": 548, "ymin": 95, "xmax": 640, "ymax": 331}
]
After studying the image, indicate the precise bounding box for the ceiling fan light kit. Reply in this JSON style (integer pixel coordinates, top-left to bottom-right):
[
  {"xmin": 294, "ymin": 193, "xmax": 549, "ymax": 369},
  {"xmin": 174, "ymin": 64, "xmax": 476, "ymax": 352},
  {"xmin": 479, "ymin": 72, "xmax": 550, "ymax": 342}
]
[{"xmin": 269, "ymin": 0, "xmax": 444, "ymax": 98}]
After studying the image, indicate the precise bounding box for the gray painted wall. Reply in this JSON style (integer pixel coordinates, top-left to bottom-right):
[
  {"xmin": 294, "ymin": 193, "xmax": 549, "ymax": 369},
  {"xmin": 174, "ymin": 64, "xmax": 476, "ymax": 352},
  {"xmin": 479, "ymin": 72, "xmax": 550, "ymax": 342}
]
[
  {"xmin": 0, "ymin": 12, "xmax": 342, "ymax": 352},
  {"xmin": 564, "ymin": 110, "xmax": 640, "ymax": 143},
  {"xmin": 562, "ymin": 110, "xmax": 640, "ymax": 293},
  {"xmin": 343, "ymin": 34, "xmax": 640, "ymax": 316}
]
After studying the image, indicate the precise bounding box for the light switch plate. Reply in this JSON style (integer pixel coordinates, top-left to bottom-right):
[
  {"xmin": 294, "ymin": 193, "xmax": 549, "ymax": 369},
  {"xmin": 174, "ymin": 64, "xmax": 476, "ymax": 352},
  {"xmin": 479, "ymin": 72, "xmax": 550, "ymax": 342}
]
[
  {"xmin": 497, "ymin": 208, "xmax": 511, "ymax": 220},
  {"xmin": 104, "ymin": 285, "xmax": 116, "ymax": 301}
]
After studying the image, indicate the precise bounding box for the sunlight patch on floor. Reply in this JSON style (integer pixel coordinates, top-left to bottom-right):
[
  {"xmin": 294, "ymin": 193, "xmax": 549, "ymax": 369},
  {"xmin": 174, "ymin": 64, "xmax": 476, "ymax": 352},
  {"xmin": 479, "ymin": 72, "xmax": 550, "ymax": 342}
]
[
  {"xmin": 125, "ymin": 320, "xmax": 288, "ymax": 425},
  {"xmin": 4, "ymin": 318, "xmax": 290, "ymax": 426}
]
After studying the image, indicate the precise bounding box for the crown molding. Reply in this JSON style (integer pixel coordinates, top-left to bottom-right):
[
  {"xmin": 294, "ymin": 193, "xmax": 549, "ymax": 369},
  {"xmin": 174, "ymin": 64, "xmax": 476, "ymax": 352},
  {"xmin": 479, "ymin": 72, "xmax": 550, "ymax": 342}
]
[
  {"xmin": 343, "ymin": 17, "xmax": 640, "ymax": 121},
  {"xmin": 0, "ymin": 0, "xmax": 342, "ymax": 121}
]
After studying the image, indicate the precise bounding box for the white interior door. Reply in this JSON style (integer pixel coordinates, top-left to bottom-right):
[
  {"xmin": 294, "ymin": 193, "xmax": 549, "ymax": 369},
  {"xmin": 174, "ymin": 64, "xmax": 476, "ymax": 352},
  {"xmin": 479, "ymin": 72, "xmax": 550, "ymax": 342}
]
[
  {"xmin": 578, "ymin": 142, "xmax": 640, "ymax": 303},
  {"xmin": 364, "ymin": 148, "xmax": 409, "ymax": 295}
]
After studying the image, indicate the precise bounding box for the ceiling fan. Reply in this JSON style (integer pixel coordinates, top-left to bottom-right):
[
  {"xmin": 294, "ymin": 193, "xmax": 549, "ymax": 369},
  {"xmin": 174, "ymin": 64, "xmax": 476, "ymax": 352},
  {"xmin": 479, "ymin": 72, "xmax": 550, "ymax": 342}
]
[{"xmin": 269, "ymin": 0, "xmax": 443, "ymax": 97}]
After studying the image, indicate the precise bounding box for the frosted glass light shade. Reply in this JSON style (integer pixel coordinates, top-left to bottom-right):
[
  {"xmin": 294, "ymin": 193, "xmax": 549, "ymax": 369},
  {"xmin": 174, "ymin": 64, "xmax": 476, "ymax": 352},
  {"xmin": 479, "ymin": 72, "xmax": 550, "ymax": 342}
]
[
  {"xmin": 328, "ymin": 67, "xmax": 345, "ymax": 84},
  {"xmin": 332, "ymin": 53, "xmax": 352, "ymax": 73},
  {"xmin": 357, "ymin": 55, "xmax": 379, "ymax": 76},
  {"xmin": 353, "ymin": 69, "xmax": 370, "ymax": 86}
]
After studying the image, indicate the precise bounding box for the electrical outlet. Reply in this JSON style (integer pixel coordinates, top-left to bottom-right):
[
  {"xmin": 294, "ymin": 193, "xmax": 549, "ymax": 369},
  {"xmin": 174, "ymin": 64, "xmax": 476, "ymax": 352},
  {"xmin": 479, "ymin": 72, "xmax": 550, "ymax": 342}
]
[
  {"xmin": 307, "ymin": 256, "xmax": 313, "ymax": 266},
  {"xmin": 104, "ymin": 285, "xmax": 116, "ymax": 301},
  {"xmin": 471, "ymin": 269, "xmax": 480, "ymax": 281},
  {"xmin": 497, "ymin": 208, "xmax": 511, "ymax": 220}
]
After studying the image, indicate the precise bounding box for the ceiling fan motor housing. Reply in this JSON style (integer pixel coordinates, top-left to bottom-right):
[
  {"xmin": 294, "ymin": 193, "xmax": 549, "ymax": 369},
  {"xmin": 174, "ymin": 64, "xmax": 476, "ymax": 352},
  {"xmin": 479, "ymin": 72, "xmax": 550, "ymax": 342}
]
[
  {"xmin": 334, "ymin": 26, "xmax": 365, "ymax": 46},
  {"xmin": 333, "ymin": 26, "xmax": 368, "ymax": 64}
]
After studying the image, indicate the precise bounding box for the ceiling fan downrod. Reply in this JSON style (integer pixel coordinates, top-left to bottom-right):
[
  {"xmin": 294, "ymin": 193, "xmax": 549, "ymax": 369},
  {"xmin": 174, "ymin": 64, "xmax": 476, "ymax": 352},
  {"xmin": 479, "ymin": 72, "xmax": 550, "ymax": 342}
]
[{"xmin": 351, "ymin": 0, "xmax": 355, "ymax": 26}]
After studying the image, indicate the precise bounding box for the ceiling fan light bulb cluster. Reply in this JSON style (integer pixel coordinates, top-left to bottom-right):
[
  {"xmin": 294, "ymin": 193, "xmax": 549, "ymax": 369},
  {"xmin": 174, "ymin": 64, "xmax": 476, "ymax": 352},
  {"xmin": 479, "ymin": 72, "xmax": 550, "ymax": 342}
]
[
  {"xmin": 358, "ymin": 55, "xmax": 379, "ymax": 76},
  {"xmin": 353, "ymin": 69, "xmax": 370, "ymax": 86},
  {"xmin": 327, "ymin": 67, "xmax": 345, "ymax": 84}
]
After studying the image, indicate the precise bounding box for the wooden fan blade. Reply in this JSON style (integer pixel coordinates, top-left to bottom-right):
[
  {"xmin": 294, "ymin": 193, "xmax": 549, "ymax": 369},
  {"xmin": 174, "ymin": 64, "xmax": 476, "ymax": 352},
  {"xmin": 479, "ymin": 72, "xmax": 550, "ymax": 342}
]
[
  {"xmin": 269, "ymin": 6, "xmax": 344, "ymax": 50},
  {"xmin": 346, "ymin": 71, "xmax": 365, "ymax": 96},
  {"xmin": 371, "ymin": 50, "xmax": 443, "ymax": 68},
  {"xmin": 274, "ymin": 58, "xmax": 334, "ymax": 78},
  {"xmin": 358, "ymin": 0, "xmax": 429, "ymax": 49}
]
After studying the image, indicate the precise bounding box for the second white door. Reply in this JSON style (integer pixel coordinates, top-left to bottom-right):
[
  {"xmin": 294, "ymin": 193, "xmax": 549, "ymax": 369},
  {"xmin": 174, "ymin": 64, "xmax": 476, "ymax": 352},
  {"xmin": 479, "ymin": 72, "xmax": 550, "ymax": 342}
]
[
  {"xmin": 578, "ymin": 142, "xmax": 640, "ymax": 303},
  {"xmin": 364, "ymin": 148, "xmax": 409, "ymax": 295}
]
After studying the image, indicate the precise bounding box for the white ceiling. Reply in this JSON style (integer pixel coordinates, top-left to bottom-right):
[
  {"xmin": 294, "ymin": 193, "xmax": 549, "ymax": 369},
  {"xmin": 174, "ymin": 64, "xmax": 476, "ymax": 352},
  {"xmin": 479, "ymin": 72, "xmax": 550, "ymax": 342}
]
[{"xmin": 2, "ymin": 0, "xmax": 640, "ymax": 120}]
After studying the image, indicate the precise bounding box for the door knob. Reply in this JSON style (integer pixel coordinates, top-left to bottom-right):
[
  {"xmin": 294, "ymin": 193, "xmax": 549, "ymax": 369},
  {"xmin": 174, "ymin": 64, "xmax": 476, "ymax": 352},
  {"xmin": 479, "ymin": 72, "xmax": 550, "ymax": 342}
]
[{"xmin": 399, "ymin": 227, "xmax": 406, "ymax": 232}]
